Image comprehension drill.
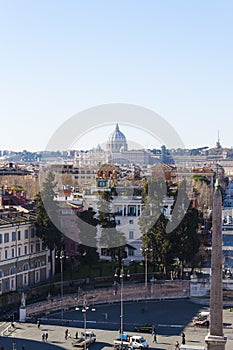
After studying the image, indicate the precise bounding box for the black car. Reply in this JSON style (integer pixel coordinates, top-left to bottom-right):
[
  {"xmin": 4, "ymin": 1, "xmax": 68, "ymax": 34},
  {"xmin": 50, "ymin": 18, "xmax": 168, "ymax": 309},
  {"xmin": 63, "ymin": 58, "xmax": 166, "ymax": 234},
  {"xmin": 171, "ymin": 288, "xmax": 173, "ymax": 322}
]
[{"xmin": 134, "ymin": 324, "xmax": 153, "ymax": 333}]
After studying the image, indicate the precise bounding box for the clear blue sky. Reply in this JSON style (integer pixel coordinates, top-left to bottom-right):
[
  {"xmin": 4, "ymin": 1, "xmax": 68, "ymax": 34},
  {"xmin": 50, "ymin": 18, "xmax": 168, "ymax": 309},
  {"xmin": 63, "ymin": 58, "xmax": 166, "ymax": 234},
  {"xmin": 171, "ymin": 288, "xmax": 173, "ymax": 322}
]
[{"xmin": 1, "ymin": 0, "xmax": 233, "ymax": 151}]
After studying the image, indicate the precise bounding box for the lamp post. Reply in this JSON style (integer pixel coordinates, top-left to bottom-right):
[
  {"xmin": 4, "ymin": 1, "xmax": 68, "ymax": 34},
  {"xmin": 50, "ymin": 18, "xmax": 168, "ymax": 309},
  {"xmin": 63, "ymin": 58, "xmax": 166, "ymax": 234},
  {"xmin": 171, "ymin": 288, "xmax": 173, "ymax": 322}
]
[
  {"xmin": 76, "ymin": 296, "xmax": 95, "ymax": 350},
  {"xmin": 141, "ymin": 246, "xmax": 152, "ymax": 306},
  {"xmin": 55, "ymin": 250, "xmax": 66, "ymax": 319},
  {"xmin": 114, "ymin": 260, "xmax": 130, "ymax": 335}
]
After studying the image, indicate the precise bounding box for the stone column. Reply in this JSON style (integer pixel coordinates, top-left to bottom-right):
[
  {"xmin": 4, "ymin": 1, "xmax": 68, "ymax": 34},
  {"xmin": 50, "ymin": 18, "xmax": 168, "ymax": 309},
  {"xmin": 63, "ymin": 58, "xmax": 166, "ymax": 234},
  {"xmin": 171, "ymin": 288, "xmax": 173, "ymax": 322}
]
[{"xmin": 205, "ymin": 181, "xmax": 227, "ymax": 349}]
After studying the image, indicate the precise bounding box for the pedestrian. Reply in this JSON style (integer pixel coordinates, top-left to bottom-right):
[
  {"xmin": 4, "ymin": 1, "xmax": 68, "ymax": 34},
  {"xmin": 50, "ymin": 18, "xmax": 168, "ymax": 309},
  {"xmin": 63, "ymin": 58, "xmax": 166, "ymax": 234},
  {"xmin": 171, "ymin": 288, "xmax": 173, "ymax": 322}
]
[
  {"xmin": 181, "ymin": 332, "xmax": 185, "ymax": 345},
  {"xmin": 75, "ymin": 331, "xmax": 79, "ymax": 339},
  {"xmin": 152, "ymin": 331, "xmax": 157, "ymax": 343},
  {"xmin": 37, "ymin": 320, "xmax": 40, "ymax": 328},
  {"xmin": 42, "ymin": 333, "xmax": 45, "ymax": 342},
  {"xmin": 129, "ymin": 342, "xmax": 134, "ymax": 350},
  {"xmin": 174, "ymin": 340, "xmax": 180, "ymax": 349},
  {"xmin": 65, "ymin": 329, "xmax": 68, "ymax": 340},
  {"xmin": 45, "ymin": 332, "xmax": 48, "ymax": 342}
]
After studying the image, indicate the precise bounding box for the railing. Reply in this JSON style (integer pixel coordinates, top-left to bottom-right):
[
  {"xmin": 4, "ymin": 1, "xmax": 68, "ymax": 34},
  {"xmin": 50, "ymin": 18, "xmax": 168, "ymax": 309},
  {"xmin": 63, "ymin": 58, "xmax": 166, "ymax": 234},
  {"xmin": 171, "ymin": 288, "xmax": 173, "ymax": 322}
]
[{"xmin": 26, "ymin": 280, "xmax": 190, "ymax": 317}]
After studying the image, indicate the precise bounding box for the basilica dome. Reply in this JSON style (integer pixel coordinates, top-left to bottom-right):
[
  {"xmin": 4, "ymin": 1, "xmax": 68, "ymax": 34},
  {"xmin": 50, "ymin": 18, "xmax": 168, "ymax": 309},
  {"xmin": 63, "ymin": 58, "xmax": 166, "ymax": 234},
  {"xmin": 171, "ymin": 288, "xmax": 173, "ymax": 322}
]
[{"xmin": 106, "ymin": 124, "xmax": 128, "ymax": 153}]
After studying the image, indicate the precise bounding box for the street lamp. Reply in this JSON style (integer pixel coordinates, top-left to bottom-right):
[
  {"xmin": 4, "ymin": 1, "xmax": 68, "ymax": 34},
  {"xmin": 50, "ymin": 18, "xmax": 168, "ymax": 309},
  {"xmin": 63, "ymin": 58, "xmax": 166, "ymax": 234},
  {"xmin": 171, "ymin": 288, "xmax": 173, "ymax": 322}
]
[
  {"xmin": 55, "ymin": 250, "xmax": 66, "ymax": 319},
  {"xmin": 114, "ymin": 260, "xmax": 130, "ymax": 335},
  {"xmin": 75, "ymin": 296, "xmax": 95, "ymax": 350},
  {"xmin": 140, "ymin": 247, "xmax": 152, "ymax": 306}
]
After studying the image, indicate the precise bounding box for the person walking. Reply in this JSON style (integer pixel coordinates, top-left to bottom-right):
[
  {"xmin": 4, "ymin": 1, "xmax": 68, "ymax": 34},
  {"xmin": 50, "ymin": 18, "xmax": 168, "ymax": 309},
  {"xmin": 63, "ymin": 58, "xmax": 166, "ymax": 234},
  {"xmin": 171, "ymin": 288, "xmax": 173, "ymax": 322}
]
[
  {"xmin": 181, "ymin": 332, "xmax": 185, "ymax": 345},
  {"xmin": 174, "ymin": 340, "xmax": 180, "ymax": 349},
  {"xmin": 75, "ymin": 331, "xmax": 79, "ymax": 339},
  {"xmin": 65, "ymin": 329, "xmax": 68, "ymax": 340},
  {"xmin": 152, "ymin": 325, "xmax": 157, "ymax": 343},
  {"xmin": 153, "ymin": 332, "xmax": 157, "ymax": 343},
  {"xmin": 45, "ymin": 332, "xmax": 48, "ymax": 342},
  {"xmin": 37, "ymin": 320, "xmax": 40, "ymax": 328}
]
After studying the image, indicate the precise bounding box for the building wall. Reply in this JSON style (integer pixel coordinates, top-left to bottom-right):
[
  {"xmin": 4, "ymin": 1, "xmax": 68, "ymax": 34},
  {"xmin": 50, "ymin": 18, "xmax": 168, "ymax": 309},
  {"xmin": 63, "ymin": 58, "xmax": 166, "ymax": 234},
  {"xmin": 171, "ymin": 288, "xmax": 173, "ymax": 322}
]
[{"xmin": 0, "ymin": 216, "xmax": 50, "ymax": 295}]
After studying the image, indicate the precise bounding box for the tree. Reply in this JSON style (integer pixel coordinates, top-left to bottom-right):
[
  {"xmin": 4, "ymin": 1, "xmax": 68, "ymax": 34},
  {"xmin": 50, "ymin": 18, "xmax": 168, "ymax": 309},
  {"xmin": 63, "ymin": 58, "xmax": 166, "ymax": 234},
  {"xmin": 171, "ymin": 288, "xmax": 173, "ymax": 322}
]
[
  {"xmin": 171, "ymin": 206, "xmax": 200, "ymax": 278},
  {"xmin": 142, "ymin": 214, "xmax": 172, "ymax": 277},
  {"xmin": 139, "ymin": 177, "xmax": 167, "ymax": 237},
  {"xmin": 75, "ymin": 208, "xmax": 99, "ymax": 271},
  {"xmin": 140, "ymin": 180, "xmax": 200, "ymax": 279},
  {"xmin": 97, "ymin": 191, "xmax": 127, "ymax": 268},
  {"xmin": 35, "ymin": 171, "xmax": 63, "ymax": 279}
]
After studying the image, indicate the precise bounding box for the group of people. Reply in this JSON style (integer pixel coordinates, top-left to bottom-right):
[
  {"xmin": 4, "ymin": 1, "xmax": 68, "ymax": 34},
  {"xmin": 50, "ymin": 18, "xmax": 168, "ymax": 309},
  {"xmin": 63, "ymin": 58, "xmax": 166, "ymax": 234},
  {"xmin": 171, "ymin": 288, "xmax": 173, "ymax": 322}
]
[
  {"xmin": 174, "ymin": 332, "xmax": 186, "ymax": 349},
  {"xmin": 41, "ymin": 332, "xmax": 48, "ymax": 342},
  {"xmin": 151, "ymin": 326, "xmax": 185, "ymax": 349}
]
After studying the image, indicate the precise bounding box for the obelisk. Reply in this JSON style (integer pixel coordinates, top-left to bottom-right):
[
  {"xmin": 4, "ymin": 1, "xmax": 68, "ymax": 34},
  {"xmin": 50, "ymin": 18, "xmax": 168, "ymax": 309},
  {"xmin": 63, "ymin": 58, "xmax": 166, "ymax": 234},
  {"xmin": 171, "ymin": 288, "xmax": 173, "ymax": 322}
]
[{"xmin": 205, "ymin": 180, "xmax": 227, "ymax": 349}]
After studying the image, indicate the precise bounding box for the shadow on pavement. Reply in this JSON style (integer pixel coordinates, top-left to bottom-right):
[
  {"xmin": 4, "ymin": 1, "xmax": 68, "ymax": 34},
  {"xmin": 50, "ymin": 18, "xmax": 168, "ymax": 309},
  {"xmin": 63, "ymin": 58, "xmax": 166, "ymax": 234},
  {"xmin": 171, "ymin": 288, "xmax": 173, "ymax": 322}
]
[
  {"xmin": 0, "ymin": 336, "xmax": 63, "ymax": 350},
  {"xmin": 92, "ymin": 341, "xmax": 114, "ymax": 349}
]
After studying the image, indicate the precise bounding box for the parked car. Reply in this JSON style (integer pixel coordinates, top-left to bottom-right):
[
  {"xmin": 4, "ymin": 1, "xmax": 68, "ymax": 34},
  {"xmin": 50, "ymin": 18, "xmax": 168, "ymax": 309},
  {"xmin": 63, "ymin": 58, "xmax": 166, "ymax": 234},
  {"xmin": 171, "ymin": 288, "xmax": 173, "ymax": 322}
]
[
  {"xmin": 193, "ymin": 312, "xmax": 209, "ymax": 327},
  {"xmin": 134, "ymin": 324, "xmax": 153, "ymax": 333}
]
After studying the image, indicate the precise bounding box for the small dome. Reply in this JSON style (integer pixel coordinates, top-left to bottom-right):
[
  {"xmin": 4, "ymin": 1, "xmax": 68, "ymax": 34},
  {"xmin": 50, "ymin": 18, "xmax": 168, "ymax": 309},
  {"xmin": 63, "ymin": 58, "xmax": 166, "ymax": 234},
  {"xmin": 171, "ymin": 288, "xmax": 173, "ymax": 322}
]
[{"xmin": 106, "ymin": 124, "xmax": 128, "ymax": 153}]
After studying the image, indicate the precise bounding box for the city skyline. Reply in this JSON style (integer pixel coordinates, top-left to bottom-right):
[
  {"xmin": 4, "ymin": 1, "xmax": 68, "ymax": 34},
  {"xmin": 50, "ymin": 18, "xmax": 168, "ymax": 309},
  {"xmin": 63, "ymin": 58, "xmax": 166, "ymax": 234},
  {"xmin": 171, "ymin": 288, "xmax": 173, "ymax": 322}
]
[{"xmin": 1, "ymin": 1, "xmax": 233, "ymax": 151}]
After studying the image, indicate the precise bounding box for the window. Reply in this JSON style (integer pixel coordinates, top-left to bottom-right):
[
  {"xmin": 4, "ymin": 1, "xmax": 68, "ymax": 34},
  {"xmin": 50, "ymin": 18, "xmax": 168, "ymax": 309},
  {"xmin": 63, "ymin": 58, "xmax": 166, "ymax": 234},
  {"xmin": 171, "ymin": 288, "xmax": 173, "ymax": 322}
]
[
  {"xmin": 35, "ymin": 260, "xmax": 41, "ymax": 268},
  {"xmin": 36, "ymin": 242, "xmax": 40, "ymax": 253},
  {"xmin": 4, "ymin": 249, "xmax": 8, "ymax": 259},
  {"xmin": 11, "ymin": 279, "xmax": 14, "ymax": 289},
  {"xmin": 4, "ymin": 280, "xmax": 9, "ymax": 291},
  {"xmin": 71, "ymin": 219, "xmax": 75, "ymax": 227},
  {"xmin": 30, "ymin": 244, "xmax": 34, "ymax": 253},
  {"xmin": 24, "ymin": 229, "xmax": 29, "ymax": 239},
  {"xmin": 0, "ymin": 234, "xmax": 2, "ymax": 244},
  {"xmin": 35, "ymin": 271, "xmax": 39, "ymax": 282},
  {"xmin": 24, "ymin": 245, "xmax": 28, "ymax": 255},
  {"xmin": 12, "ymin": 231, "xmax": 16, "ymax": 241},
  {"xmin": 128, "ymin": 249, "xmax": 135, "ymax": 257},
  {"xmin": 71, "ymin": 243, "xmax": 75, "ymax": 251},
  {"xmin": 23, "ymin": 263, "xmax": 30, "ymax": 271},
  {"xmin": 23, "ymin": 274, "xmax": 27, "ymax": 285},
  {"xmin": 18, "ymin": 231, "xmax": 21, "ymax": 240},
  {"xmin": 4, "ymin": 233, "xmax": 9, "ymax": 243},
  {"xmin": 128, "ymin": 205, "xmax": 136, "ymax": 216},
  {"xmin": 18, "ymin": 246, "xmax": 21, "ymax": 256},
  {"xmin": 10, "ymin": 266, "xmax": 16, "ymax": 275},
  {"xmin": 129, "ymin": 231, "xmax": 134, "ymax": 239},
  {"xmin": 0, "ymin": 251, "xmax": 1, "ymax": 260},
  {"xmin": 11, "ymin": 248, "xmax": 15, "ymax": 258},
  {"xmin": 31, "ymin": 228, "xmax": 35, "ymax": 238},
  {"xmin": 129, "ymin": 220, "xmax": 134, "ymax": 224},
  {"xmin": 61, "ymin": 219, "xmax": 66, "ymax": 229},
  {"xmin": 116, "ymin": 206, "xmax": 123, "ymax": 215},
  {"xmin": 0, "ymin": 270, "xmax": 3, "ymax": 278}
]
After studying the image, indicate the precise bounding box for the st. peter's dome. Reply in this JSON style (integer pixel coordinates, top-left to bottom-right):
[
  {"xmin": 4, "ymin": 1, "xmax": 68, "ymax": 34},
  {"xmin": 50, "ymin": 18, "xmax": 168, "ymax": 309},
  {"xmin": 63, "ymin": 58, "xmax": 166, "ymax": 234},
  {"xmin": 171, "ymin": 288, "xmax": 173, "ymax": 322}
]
[{"xmin": 106, "ymin": 124, "xmax": 128, "ymax": 153}]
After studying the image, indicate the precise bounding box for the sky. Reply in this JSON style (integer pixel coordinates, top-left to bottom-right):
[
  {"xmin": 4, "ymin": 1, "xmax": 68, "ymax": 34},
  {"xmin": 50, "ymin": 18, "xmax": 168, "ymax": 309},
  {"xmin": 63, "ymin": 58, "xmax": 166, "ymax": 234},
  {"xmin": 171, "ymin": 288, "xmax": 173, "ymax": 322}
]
[{"xmin": 1, "ymin": 0, "xmax": 233, "ymax": 152}]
